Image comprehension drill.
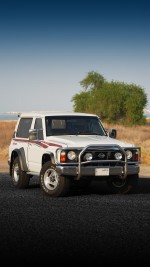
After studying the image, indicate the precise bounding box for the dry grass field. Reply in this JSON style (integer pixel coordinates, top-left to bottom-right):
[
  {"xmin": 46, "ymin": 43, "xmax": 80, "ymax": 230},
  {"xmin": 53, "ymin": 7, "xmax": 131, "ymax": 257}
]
[
  {"xmin": 0, "ymin": 120, "xmax": 150, "ymax": 165},
  {"xmin": 0, "ymin": 121, "xmax": 17, "ymax": 160},
  {"xmin": 104, "ymin": 120, "xmax": 150, "ymax": 165}
]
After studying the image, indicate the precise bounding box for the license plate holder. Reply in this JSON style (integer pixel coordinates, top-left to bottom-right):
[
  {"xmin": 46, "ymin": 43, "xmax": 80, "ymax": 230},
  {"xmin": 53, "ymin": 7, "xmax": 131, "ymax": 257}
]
[{"xmin": 95, "ymin": 168, "xmax": 109, "ymax": 176}]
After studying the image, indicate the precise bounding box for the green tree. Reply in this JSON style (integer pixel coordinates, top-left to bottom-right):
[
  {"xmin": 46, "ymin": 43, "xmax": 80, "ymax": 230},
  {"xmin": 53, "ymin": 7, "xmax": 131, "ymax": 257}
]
[
  {"xmin": 71, "ymin": 91, "xmax": 91, "ymax": 113},
  {"xmin": 124, "ymin": 84, "xmax": 147, "ymax": 125},
  {"xmin": 94, "ymin": 81, "xmax": 127, "ymax": 123},
  {"xmin": 80, "ymin": 71, "xmax": 105, "ymax": 91},
  {"xmin": 71, "ymin": 71, "xmax": 148, "ymax": 125}
]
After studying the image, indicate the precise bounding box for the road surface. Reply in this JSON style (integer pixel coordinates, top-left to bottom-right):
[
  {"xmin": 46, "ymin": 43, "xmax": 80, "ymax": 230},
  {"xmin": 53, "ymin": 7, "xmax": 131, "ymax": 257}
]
[{"xmin": 0, "ymin": 166, "xmax": 150, "ymax": 265}]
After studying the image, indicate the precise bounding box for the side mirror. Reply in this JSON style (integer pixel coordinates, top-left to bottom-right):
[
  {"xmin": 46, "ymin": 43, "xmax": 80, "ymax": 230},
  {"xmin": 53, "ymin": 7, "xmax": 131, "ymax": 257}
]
[
  {"xmin": 29, "ymin": 129, "xmax": 38, "ymax": 140},
  {"xmin": 104, "ymin": 128, "xmax": 108, "ymax": 135},
  {"xmin": 109, "ymin": 128, "xmax": 117, "ymax": 139},
  {"xmin": 12, "ymin": 131, "xmax": 16, "ymax": 138}
]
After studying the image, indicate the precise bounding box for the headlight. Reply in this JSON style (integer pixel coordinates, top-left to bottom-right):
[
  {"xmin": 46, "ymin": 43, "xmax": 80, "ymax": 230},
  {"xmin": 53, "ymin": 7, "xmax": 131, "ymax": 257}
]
[
  {"xmin": 126, "ymin": 150, "xmax": 132, "ymax": 159},
  {"xmin": 84, "ymin": 152, "xmax": 93, "ymax": 161},
  {"xmin": 67, "ymin": 151, "xmax": 76, "ymax": 160},
  {"xmin": 114, "ymin": 152, "xmax": 122, "ymax": 160}
]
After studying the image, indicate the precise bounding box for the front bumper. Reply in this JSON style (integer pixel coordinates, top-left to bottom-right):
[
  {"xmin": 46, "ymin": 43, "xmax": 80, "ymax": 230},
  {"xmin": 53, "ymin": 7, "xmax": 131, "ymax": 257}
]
[
  {"xmin": 56, "ymin": 164, "xmax": 140, "ymax": 180},
  {"xmin": 56, "ymin": 144, "xmax": 140, "ymax": 180}
]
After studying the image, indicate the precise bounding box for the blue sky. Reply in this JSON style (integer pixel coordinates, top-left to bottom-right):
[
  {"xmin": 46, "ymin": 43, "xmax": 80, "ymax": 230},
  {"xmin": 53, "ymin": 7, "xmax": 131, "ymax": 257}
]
[{"xmin": 0, "ymin": 0, "xmax": 150, "ymax": 113}]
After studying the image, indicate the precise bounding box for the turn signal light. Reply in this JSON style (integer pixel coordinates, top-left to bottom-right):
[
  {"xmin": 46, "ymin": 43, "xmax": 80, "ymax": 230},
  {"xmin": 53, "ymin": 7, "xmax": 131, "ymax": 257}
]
[
  {"xmin": 135, "ymin": 153, "xmax": 139, "ymax": 161},
  {"xmin": 60, "ymin": 152, "xmax": 66, "ymax": 162}
]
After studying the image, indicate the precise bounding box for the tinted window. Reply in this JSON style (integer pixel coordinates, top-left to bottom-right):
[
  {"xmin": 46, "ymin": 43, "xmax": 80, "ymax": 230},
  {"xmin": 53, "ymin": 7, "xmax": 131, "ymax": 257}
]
[
  {"xmin": 34, "ymin": 118, "xmax": 43, "ymax": 140},
  {"xmin": 16, "ymin": 118, "xmax": 32, "ymax": 138},
  {"xmin": 45, "ymin": 116, "xmax": 107, "ymax": 136}
]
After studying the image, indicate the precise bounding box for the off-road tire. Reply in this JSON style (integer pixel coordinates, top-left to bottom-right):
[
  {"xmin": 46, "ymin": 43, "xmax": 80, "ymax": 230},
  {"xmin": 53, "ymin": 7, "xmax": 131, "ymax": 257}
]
[
  {"xmin": 107, "ymin": 174, "xmax": 139, "ymax": 194},
  {"xmin": 40, "ymin": 161, "xmax": 71, "ymax": 197},
  {"xmin": 12, "ymin": 156, "xmax": 30, "ymax": 189}
]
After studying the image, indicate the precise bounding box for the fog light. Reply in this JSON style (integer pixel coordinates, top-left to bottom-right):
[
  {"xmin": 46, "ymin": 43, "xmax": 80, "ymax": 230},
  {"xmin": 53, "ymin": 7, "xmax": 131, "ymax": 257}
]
[
  {"xmin": 114, "ymin": 152, "xmax": 122, "ymax": 160},
  {"xmin": 84, "ymin": 153, "xmax": 93, "ymax": 161}
]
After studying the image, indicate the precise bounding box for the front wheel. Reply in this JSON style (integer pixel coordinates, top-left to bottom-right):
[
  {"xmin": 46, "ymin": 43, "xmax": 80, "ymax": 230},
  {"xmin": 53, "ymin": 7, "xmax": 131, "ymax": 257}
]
[
  {"xmin": 39, "ymin": 162, "xmax": 71, "ymax": 197},
  {"xmin": 107, "ymin": 174, "xmax": 139, "ymax": 194}
]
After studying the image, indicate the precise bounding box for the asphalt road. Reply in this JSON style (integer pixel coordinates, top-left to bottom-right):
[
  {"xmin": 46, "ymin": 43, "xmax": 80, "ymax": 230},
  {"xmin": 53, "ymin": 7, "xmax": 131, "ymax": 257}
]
[{"xmin": 1, "ymin": 173, "xmax": 150, "ymax": 265}]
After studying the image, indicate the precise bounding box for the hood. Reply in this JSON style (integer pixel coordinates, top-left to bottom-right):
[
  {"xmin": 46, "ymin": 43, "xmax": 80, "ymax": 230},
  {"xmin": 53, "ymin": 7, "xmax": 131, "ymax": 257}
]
[{"xmin": 46, "ymin": 135, "xmax": 134, "ymax": 148}]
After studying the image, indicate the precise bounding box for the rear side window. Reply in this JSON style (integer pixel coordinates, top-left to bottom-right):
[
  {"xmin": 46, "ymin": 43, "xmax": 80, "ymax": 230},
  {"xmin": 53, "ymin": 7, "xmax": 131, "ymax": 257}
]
[{"xmin": 16, "ymin": 118, "xmax": 32, "ymax": 138}]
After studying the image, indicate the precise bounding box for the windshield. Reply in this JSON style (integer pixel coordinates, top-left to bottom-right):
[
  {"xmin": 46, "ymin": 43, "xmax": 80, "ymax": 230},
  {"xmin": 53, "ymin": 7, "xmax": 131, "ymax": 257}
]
[{"xmin": 45, "ymin": 116, "xmax": 107, "ymax": 136}]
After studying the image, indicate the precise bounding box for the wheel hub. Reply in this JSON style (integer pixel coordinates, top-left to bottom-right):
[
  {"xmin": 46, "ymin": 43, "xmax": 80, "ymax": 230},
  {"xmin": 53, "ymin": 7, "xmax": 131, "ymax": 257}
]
[{"xmin": 44, "ymin": 168, "xmax": 59, "ymax": 190}]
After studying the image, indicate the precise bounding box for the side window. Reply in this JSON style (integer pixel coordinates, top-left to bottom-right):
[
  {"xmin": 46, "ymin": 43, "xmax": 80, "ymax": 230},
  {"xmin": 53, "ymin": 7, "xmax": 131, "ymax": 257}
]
[
  {"xmin": 16, "ymin": 118, "xmax": 32, "ymax": 138},
  {"xmin": 34, "ymin": 118, "xmax": 43, "ymax": 140}
]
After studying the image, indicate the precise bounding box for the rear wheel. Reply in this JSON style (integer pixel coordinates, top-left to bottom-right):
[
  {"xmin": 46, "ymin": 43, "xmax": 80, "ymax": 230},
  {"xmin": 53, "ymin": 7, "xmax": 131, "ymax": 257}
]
[
  {"xmin": 40, "ymin": 162, "xmax": 71, "ymax": 197},
  {"xmin": 107, "ymin": 174, "xmax": 139, "ymax": 194},
  {"xmin": 12, "ymin": 157, "xmax": 30, "ymax": 189}
]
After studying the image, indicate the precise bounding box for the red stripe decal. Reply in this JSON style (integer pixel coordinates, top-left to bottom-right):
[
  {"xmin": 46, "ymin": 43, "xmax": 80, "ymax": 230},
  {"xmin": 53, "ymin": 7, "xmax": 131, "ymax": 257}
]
[
  {"xmin": 13, "ymin": 139, "xmax": 62, "ymax": 148},
  {"xmin": 43, "ymin": 141, "xmax": 62, "ymax": 148},
  {"xmin": 13, "ymin": 139, "xmax": 48, "ymax": 148}
]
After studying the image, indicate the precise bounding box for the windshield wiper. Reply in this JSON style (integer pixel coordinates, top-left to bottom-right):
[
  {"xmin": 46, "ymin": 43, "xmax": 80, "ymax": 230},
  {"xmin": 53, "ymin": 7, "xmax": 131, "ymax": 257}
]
[{"xmin": 75, "ymin": 132, "xmax": 102, "ymax": 135}]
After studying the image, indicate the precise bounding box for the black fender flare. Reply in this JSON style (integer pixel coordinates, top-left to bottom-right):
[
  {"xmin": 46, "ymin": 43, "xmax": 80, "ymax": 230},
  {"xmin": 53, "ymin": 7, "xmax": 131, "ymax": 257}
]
[
  {"xmin": 11, "ymin": 148, "xmax": 28, "ymax": 172},
  {"xmin": 49, "ymin": 152, "xmax": 55, "ymax": 166},
  {"xmin": 42, "ymin": 152, "xmax": 56, "ymax": 167}
]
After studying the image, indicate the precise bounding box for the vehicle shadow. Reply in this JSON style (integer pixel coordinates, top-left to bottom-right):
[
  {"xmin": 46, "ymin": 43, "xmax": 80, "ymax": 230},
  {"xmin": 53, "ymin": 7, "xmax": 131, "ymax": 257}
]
[
  {"xmin": 28, "ymin": 176, "xmax": 150, "ymax": 196},
  {"xmin": 132, "ymin": 177, "xmax": 150, "ymax": 194},
  {"xmin": 70, "ymin": 177, "xmax": 150, "ymax": 196}
]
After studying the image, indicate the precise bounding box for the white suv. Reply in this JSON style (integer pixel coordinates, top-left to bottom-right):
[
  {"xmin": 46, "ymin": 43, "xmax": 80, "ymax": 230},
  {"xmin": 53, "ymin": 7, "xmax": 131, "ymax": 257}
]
[{"xmin": 8, "ymin": 111, "xmax": 141, "ymax": 197}]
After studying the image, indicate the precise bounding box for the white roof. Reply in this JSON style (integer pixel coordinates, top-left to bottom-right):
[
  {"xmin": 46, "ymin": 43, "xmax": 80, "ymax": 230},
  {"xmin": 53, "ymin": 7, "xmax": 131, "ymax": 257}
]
[{"xmin": 19, "ymin": 111, "xmax": 98, "ymax": 118}]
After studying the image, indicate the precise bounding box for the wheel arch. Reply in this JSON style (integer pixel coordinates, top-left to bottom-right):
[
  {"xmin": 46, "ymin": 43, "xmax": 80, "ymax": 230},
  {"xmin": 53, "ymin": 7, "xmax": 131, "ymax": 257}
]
[
  {"xmin": 10, "ymin": 148, "xmax": 28, "ymax": 176},
  {"xmin": 42, "ymin": 152, "xmax": 55, "ymax": 167}
]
